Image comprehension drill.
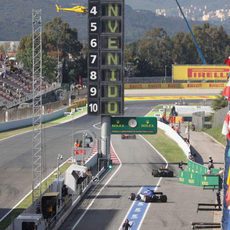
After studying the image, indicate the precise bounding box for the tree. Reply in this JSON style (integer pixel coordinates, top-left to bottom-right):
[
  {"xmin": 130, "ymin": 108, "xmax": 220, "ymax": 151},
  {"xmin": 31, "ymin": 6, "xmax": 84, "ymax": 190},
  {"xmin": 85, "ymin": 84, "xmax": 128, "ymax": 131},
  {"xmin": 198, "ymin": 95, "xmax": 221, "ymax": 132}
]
[
  {"xmin": 211, "ymin": 95, "xmax": 228, "ymax": 111},
  {"xmin": 193, "ymin": 23, "xmax": 229, "ymax": 64},
  {"xmin": 16, "ymin": 17, "xmax": 83, "ymax": 84},
  {"xmin": 135, "ymin": 28, "xmax": 173, "ymax": 76},
  {"xmin": 172, "ymin": 32, "xmax": 197, "ymax": 64}
]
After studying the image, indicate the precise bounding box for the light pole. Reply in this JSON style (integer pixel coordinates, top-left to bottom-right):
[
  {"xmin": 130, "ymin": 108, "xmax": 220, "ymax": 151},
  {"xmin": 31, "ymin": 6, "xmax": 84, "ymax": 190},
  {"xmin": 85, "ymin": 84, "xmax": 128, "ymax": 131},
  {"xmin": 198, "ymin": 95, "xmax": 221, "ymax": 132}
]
[
  {"xmin": 164, "ymin": 65, "xmax": 167, "ymax": 83},
  {"xmin": 57, "ymin": 154, "xmax": 63, "ymax": 192}
]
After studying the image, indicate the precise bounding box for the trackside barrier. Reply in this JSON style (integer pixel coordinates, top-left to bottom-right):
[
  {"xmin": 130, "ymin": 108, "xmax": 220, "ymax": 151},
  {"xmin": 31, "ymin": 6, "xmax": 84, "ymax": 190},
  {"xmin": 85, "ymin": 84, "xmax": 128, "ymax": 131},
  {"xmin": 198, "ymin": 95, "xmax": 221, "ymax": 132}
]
[
  {"xmin": 157, "ymin": 121, "xmax": 190, "ymax": 157},
  {"xmin": 0, "ymin": 107, "xmax": 67, "ymax": 132},
  {"xmin": 187, "ymin": 160, "xmax": 219, "ymax": 174},
  {"xmin": 0, "ymin": 104, "xmax": 87, "ymax": 132},
  {"xmin": 157, "ymin": 121, "xmax": 221, "ymax": 189},
  {"xmin": 179, "ymin": 170, "xmax": 220, "ymax": 187},
  {"xmin": 53, "ymin": 153, "xmax": 104, "ymax": 230},
  {"xmin": 124, "ymin": 82, "xmax": 225, "ymax": 89}
]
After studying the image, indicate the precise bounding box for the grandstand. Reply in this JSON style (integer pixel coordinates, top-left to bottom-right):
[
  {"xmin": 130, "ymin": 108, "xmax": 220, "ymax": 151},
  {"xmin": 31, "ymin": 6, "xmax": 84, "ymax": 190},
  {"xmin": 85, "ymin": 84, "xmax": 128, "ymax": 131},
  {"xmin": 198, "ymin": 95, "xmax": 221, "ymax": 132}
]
[{"xmin": 0, "ymin": 57, "xmax": 61, "ymax": 109}]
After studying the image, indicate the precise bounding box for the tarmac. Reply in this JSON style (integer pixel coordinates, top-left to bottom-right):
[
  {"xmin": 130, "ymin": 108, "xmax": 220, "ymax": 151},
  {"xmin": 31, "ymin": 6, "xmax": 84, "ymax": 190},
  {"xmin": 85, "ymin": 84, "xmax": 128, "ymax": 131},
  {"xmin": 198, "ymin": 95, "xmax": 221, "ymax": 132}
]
[{"xmin": 180, "ymin": 124, "xmax": 225, "ymax": 224}]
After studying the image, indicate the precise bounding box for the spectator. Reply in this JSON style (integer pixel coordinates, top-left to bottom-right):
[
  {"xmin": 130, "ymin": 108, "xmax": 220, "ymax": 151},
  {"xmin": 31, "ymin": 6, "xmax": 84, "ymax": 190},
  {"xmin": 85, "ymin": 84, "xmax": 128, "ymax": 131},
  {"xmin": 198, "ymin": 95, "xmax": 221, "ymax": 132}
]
[
  {"xmin": 174, "ymin": 125, "xmax": 180, "ymax": 134},
  {"xmin": 189, "ymin": 153, "xmax": 195, "ymax": 161},
  {"xmin": 216, "ymin": 191, "xmax": 221, "ymax": 209},
  {"xmin": 191, "ymin": 124, "xmax": 195, "ymax": 131},
  {"xmin": 178, "ymin": 161, "xmax": 184, "ymax": 170},
  {"xmin": 208, "ymin": 156, "xmax": 214, "ymax": 170},
  {"xmin": 62, "ymin": 184, "xmax": 68, "ymax": 197},
  {"xmin": 122, "ymin": 219, "xmax": 132, "ymax": 230}
]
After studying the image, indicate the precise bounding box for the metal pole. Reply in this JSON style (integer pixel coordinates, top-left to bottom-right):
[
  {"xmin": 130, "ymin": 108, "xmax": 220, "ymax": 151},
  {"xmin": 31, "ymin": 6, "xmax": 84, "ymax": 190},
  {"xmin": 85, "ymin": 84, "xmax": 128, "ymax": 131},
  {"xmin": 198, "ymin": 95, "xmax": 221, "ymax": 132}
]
[
  {"xmin": 188, "ymin": 121, "xmax": 190, "ymax": 141},
  {"xmin": 101, "ymin": 116, "xmax": 111, "ymax": 167},
  {"xmin": 57, "ymin": 156, "xmax": 59, "ymax": 193},
  {"xmin": 164, "ymin": 65, "xmax": 167, "ymax": 83},
  {"xmin": 82, "ymin": 133, "xmax": 85, "ymax": 165},
  {"xmin": 57, "ymin": 154, "xmax": 62, "ymax": 194}
]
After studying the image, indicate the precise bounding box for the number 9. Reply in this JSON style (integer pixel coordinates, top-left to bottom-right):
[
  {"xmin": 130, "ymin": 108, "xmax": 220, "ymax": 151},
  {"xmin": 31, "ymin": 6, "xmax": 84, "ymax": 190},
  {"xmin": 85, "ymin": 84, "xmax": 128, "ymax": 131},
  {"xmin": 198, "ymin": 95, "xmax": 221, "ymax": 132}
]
[{"xmin": 90, "ymin": 87, "xmax": 97, "ymax": 96}]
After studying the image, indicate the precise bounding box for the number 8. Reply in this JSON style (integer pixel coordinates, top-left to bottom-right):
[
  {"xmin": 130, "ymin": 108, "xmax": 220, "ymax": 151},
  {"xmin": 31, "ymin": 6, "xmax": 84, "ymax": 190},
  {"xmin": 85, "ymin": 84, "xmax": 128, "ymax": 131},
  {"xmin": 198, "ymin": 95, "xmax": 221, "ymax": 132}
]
[{"xmin": 90, "ymin": 71, "xmax": 97, "ymax": 80}]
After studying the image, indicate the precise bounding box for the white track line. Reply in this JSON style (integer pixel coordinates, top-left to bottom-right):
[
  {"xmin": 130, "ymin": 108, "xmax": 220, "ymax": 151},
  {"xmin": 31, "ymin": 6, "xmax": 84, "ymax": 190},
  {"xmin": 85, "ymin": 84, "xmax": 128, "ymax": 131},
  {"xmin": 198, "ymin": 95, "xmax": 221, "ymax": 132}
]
[
  {"xmin": 119, "ymin": 135, "xmax": 168, "ymax": 230},
  {"xmin": 118, "ymin": 186, "xmax": 143, "ymax": 230},
  {"xmin": 92, "ymin": 122, "xmax": 101, "ymax": 130},
  {"xmin": 71, "ymin": 142, "xmax": 122, "ymax": 230}
]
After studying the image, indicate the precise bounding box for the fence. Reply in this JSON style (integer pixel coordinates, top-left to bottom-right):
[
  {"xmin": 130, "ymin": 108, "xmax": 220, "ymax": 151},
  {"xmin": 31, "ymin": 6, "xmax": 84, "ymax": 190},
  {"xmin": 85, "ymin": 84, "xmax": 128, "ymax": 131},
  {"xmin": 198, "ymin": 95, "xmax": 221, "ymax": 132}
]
[{"xmin": 0, "ymin": 98, "xmax": 87, "ymax": 123}]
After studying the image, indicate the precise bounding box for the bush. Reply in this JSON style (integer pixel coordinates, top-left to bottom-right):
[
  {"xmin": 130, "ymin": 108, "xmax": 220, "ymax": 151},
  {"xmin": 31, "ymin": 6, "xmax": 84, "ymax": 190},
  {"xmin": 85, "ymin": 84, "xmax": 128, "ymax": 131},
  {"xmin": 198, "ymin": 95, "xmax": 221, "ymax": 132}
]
[{"xmin": 211, "ymin": 95, "xmax": 228, "ymax": 111}]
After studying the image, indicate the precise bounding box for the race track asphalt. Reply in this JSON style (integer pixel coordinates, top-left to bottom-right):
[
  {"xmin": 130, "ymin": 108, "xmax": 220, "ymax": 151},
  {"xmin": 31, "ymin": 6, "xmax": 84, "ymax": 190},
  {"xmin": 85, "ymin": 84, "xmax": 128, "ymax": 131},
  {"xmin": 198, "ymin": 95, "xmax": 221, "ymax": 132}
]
[
  {"xmin": 0, "ymin": 100, "xmax": 217, "ymax": 230},
  {"xmin": 59, "ymin": 101, "xmax": 216, "ymax": 230},
  {"xmin": 0, "ymin": 101, "xmax": 158, "ymax": 219}
]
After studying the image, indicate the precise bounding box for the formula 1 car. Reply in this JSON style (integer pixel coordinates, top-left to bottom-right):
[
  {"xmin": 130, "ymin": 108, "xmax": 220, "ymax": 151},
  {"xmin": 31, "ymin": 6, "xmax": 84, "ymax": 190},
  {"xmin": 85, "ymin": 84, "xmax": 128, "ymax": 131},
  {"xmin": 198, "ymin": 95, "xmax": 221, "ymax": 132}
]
[
  {"xmin": 129, "ymin": 189, "xmax": 167, "ymax": 203},
  {"xmin": 121, "ymin": 134, "xmax": 136, "ymax": 139},
  {"xmin": 152, "ymin": 168, "xmax": 174, "ymax": 177}
]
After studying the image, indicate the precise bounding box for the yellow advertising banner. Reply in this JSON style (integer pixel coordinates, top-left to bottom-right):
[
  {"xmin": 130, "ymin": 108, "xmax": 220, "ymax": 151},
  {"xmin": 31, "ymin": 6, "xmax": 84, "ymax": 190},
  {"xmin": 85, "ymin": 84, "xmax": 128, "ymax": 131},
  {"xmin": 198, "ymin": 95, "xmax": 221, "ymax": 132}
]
[
  {"xmin": 173, "ymin": 65, "xmax": 230, "ymax": 81},
  {"xmin": 124, "ymin": 82, "xmax": 225, "ymax": 89}
]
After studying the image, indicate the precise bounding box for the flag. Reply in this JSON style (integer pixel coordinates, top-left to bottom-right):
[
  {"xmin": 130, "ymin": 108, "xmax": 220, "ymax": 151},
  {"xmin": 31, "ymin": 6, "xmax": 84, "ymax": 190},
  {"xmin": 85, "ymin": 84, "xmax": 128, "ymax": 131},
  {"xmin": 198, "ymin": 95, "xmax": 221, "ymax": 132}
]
[
  {"xmin": 224, "ymin": 57, "xmax": 230, "ymax": 66},
  {"xmin": 222, "ymin": 79, "xmax": 230, "ymax": 99},
  {"xmin": 222, "ymin": 112, "xmax": 230, "ymax": 139},
  {"xmin": 226, "ymin": 186, "xmax": 230, "ymax": 208}
]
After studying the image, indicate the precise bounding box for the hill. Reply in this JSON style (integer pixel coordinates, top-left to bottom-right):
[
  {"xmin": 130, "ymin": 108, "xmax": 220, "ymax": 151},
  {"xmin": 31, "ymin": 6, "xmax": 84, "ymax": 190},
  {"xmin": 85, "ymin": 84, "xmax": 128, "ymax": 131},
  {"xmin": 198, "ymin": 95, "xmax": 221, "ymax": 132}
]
[{"xmin": 0, "ymin": 0, "xmax": 229, "ymax": 43}]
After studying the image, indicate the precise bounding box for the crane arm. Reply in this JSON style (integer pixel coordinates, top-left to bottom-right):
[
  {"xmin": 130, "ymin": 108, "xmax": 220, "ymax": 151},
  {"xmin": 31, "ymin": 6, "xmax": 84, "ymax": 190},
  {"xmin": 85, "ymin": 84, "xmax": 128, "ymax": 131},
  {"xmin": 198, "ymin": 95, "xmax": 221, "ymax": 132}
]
[{"xmin": 175, "ymin": 0, "xmax": 207, "ymax": 64}]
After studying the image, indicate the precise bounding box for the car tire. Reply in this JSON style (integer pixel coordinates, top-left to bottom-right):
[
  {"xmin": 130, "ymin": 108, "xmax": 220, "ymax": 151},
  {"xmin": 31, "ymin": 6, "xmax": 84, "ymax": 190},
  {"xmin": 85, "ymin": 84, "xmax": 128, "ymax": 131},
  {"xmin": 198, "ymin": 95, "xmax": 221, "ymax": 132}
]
[
  {"xmin": 160, "ymin": 195, "xmax": 167, "ymax": 202},
  {"xmin": 144, "ymin": 196, "xmax": 150, "ymax": 203},
  {"xmin": 152, "ymin": 169, "xmax": 157, "ymax": 177},
  {"xmin": 130, "ymin": 193, "xmax": 136, "ymax": 201}
]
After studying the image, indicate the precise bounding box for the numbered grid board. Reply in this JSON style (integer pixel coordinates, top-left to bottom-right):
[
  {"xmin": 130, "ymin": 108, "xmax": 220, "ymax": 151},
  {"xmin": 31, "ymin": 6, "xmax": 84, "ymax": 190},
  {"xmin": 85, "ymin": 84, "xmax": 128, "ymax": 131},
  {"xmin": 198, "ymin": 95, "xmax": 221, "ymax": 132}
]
[{"xmin": 88, "ymin": 0, "xmax": 124, "ymax": 115}]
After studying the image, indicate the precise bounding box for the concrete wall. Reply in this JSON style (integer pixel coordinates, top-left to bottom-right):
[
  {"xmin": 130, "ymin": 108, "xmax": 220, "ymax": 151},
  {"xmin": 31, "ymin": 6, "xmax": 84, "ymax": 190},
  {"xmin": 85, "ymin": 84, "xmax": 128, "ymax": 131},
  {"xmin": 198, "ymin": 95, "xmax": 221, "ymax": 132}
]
[
  {"xmin": 212, "ymin": 107, "xmax": 228, "ymax": 128},
  {"xmin": 192, "ymin": 111, "xmax": 205, "ymax": 131},
  {"xmin": 158, "ymin": 121, "xmax": 190, "ymax": 157},
  {"xmin": 0, "ymin": 107, "xmax": 67, "ymax": 132}
]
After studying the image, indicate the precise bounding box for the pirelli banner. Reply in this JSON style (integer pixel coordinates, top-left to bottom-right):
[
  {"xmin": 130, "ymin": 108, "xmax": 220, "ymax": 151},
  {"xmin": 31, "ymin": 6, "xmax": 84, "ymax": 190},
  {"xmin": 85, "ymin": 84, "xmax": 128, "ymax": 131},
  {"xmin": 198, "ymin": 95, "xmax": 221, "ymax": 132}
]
[{"xmin": 173, "ymin": 65, "xmax": 230, "ymax": 81}]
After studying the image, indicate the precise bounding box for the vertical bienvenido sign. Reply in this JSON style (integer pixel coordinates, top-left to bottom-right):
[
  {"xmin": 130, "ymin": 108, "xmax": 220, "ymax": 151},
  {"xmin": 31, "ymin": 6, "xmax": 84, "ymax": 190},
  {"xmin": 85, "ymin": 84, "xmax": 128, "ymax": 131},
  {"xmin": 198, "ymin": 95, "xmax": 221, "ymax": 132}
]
[
  {"xmin": 100, "ymin": 0, "xmax": 124, "ymax": 115},
  {"xmin": 88, "ymin": 0, "xmax": 124, "ymax": 115}
]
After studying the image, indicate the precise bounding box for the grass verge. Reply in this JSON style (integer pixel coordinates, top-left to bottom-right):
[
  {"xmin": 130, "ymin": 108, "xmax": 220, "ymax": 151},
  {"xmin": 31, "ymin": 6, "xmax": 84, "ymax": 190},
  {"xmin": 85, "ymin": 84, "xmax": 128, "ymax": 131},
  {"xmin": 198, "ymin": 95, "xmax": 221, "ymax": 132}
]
[
  {"xmin": 144, "ymin": 111, "xmax": 187, "ymax": 163},
  {"xmin": 143, "ymin": 130, "xmax": 187, "ymax": 163},
  {"xmin": 0, "ymin": 162, "xmax": 71, "ymax": 230}
]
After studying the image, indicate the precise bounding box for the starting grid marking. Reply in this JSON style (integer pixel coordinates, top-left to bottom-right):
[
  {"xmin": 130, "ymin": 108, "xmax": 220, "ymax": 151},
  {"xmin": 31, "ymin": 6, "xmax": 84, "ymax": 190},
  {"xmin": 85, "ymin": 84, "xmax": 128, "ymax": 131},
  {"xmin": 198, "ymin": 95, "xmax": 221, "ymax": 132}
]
[
  {"xmin": 125, "ymin": 95, "xmax": 217, "ymax": 101},
  {"xmin": 125, "ymin": 186, "xmax": 156, "ymax": 230}
]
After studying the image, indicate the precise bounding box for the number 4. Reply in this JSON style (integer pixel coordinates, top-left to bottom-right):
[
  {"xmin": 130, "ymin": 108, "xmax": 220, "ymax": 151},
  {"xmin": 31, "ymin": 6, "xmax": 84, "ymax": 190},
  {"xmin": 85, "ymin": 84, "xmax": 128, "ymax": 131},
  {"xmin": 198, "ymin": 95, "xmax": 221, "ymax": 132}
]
[{"xmin": 90, "ymin": 6, "xmax": 98, "ymax": 15}]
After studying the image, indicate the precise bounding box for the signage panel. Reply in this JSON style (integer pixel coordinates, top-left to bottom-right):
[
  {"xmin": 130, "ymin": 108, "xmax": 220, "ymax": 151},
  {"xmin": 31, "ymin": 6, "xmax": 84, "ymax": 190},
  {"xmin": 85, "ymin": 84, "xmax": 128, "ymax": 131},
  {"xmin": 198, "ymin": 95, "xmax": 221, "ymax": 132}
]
[
  {"xmin": 101, "ymin": 69, "xmax": 122, "ymax": 82},
  {"xmin": 101, "ymin": 101, "xmax": 122, "ymax": 115},
  {"xmin": 111, "ymin": 117, "xmax": 158, "ymax": 134},
  {"xmin": 173, "ymin": 65, "xmax": 230, "ymax": 81},
  {"xmin": 88, "ymin": 0, "xmax": 124, "ymax": 115}
]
